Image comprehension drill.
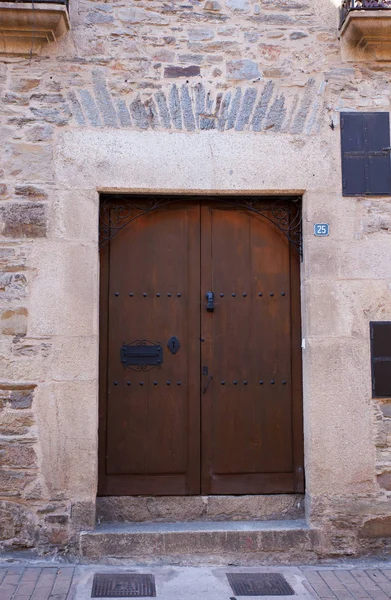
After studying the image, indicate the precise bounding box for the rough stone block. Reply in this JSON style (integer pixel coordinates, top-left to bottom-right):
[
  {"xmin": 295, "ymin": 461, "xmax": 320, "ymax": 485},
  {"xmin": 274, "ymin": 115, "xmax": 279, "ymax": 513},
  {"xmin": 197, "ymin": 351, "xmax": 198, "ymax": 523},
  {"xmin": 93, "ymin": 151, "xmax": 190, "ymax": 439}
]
[
  {"xmin": 97, "ymin": 496, "xmax": 206, "ymax": 523},
  {"xmin": 226, "ymin": 0, "xmax": 251, "ymax": 10},
  {"xmin": 10, "ymin": 78, "xmax": 40, "ymax": 93},
  {"xmin": 44, "ymin": 514, "xmax": 69, "ymax": 525},
  {"xmin": 0, "ymin": 470, "xmax": 34, "ymax": 496},
  {"xmin": 188, "ymin": 28, "xmax": 214, "ymax": 41},
  {"xmin": 71, "ymin": 500, "xmax": 96, "ymax": 529},
  {"xmin": 264, "ymin": 93, "xmax": 286, "ymax": 131},
  {"xmin": 92, "ymin": 70, "xmax": 118, "ymax": 128},
  {"xmin": 0, "ymin": 386, "xmax": 34, "ymax": 409},
  {"xmin": 0, "ymin": 442, "xmax": 36, "ymax": 468},
  {"xmin": 0, "ymin": 203, "xmax": 47, "ymax": 238},
  {"xmin": 38, "ymin": 524, "xmax": 70, "ymax": 548},
  {"xmin": 85, "ymin": 7, "xmax": 113, "ymax": 25},
  {"xmin": 290, "ymin": 31, "xmax": 308, "ymax": 39},
  {"xmin": 380, "ymin": 403, "xmax": 391, "ymax": 418},
  {"xmin": 377, "ymin": 472, "xmax": 391, "ymax": 490},
  {"xmin": 144, "ymin": 98, "xmax": 160, "ymax": 129},
  {"xmin": 129, "ymin": 97, "xmax": 149, "ymax": 130},
  {"xmin": 169, "ymin": 85, "xmax": 182, "ymax": 130},
  {"xmin": 190, "ymin": 41, "xmax": 239, "ymax": 53},
  {"xmin": 0, "ymin": 413, "xmax": 34, "ymax": 436},
  {"xmin": 153, "ymin": 49, "xmax": 175, "ymax": 62},
  {"xmin": 14, "ymin": 185, "xmax": 48, "ymax": 200},
  {"xmin": 68, "ymin": 91, "xmax": 86, "ymax": 127},
  {"xmin": 361, "ymin": 516, "xmax": 391, "ymax": 537},
  {"xmin": 80, "ymin": 521, "xmax": 315, "ymax": 562},
  {"xmin": 204, "ymin": 1, "xmax": 222, "ymax": 10},
  {"xmin": 0, "ymin": 272, "xmax": 27, "ymax": 301},
  {"xmin": 79, "ymin": 90, "xmax": 102, "ymax": 127},
  {"xmin": 155, "ymin": 92, "xmax": 171, "ymax": 129},
  {"xmin": 207, "ymin": 495, "xmax": 305, "ymax": 520},
  {"xmin": 164, "ymin": 65, "xmax": 201, "ymax": 78},
  {"xmin": 235, "ymin": 87, "xmax": 257, "ymax": 131},
  {"xmin": 0, "ymin": 501, "xmax": 35, "ymax": 548},
  {"xmin": 30, "ymin": 107, "xmax": 71, "ymax": 126},
  {"xmin": 118, "ymin": 8, "xmax": 169, "ymax": 25},
  {"xmin": 96, "ymin": 495, "xmax": 305, "ymax": 524},
  {"xmin": 226, "ymin": 87, "xmax": 242, "ymax": 129},
  {"xmin": 0, "ymin": 248, "xmax": 26, "ymax": 271},
  {"xmin": 0, "ymin": 307, "xmax": 28, "ymax": 335}
]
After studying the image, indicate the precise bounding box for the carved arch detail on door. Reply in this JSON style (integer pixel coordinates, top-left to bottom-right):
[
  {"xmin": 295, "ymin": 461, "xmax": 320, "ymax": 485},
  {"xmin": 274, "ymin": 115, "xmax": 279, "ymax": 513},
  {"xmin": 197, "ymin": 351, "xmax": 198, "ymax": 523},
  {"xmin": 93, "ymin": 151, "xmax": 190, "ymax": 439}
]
[{"xmin": 99, "ymin": 195, "xmax": 302, "ymax": 257}]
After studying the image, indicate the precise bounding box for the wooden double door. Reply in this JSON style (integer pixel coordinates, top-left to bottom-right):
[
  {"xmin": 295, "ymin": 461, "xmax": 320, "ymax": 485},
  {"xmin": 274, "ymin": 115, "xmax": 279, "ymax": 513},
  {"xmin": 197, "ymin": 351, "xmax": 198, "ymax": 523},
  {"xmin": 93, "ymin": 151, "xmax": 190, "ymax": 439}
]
[{"xmin": 99, "ymin": 197, "xmax": 304, "ymax": 496}]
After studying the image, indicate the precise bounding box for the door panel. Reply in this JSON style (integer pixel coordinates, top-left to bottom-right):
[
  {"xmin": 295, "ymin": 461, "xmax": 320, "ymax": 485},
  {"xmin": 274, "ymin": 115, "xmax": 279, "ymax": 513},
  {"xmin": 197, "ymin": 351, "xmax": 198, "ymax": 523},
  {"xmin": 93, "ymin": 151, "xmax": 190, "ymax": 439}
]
[
  {"xmin": 200, "ymin": 201, "xmax": 301, "ymax": 494},
  {"xmin": 99, "ymin": 200, "xmax": 201, "ymax": 495},
  {"xmin": 99, "ymin": 197, "xmax": 303, "ymax": 496}
]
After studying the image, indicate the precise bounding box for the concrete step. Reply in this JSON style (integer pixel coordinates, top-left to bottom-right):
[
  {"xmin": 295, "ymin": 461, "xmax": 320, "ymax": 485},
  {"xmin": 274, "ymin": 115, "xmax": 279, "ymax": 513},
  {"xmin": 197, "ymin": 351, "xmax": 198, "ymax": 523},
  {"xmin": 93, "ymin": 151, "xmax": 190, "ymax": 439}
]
[
  {"xmin": 96, "ymin": 494, "xmax": 305, "ymax": 524},
  {"xmin": 80, "ymin": 519, "xmax": 319, "ymax": 565}
]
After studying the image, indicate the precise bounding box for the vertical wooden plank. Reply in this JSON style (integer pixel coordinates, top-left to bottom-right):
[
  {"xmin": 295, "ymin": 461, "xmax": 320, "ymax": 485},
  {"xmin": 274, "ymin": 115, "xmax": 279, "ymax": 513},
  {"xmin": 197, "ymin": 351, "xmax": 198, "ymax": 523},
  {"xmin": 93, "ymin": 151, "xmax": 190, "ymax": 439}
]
[
  {"xmin": 365, "ymin": 113, "xmax": 391, "ymax": 196},
  {"xmin": 98, "ymin": 219, "xmax": 110, "ymax": 496},
  {"xmin": 186, "ymin": 201, "xmax": 202, "ymax": 493},
  {"xmin": 289, "ymin": 203, "xmax": 305, "ymax": 493},
  {"xmin": 200, "ymin": 202, "xmax": 214, "ymax": 494}
]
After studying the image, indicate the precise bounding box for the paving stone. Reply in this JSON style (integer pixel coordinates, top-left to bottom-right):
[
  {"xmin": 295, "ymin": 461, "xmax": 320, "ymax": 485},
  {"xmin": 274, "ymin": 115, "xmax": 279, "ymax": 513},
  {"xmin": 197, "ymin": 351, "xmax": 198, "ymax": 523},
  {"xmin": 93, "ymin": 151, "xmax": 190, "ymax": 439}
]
[{"xmin": 2, "ymin": 565, "xmax": 391, "ymax": 600}]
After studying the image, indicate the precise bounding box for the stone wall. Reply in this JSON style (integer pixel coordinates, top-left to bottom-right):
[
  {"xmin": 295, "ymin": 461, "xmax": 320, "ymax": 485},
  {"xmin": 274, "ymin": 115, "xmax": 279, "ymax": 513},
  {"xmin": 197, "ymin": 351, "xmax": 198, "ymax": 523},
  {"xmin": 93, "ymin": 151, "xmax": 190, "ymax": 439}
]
[{"xmin": 0, "ymin": 0, "xmax": 391, "ymax": 557}]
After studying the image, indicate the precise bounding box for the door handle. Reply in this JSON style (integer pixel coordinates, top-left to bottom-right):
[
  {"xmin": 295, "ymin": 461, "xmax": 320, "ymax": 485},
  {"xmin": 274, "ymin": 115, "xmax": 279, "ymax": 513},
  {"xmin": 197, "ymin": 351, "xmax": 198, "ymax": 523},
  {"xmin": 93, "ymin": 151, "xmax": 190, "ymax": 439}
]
[
  {"xmin": 203, "ymin": 375, "xmax": 213, "ymax": 394},
  {"xmin": 205, "ymin": 291, "xmax": 215, "ymax": 312}
]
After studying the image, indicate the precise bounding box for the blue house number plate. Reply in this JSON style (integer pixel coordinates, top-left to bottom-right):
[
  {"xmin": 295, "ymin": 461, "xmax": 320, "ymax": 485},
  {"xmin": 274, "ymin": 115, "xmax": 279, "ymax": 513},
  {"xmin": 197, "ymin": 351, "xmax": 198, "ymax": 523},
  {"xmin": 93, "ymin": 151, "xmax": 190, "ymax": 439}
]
[{"xmin": 314, "ymin": 223, "xmax": 329, "ymax": 237}]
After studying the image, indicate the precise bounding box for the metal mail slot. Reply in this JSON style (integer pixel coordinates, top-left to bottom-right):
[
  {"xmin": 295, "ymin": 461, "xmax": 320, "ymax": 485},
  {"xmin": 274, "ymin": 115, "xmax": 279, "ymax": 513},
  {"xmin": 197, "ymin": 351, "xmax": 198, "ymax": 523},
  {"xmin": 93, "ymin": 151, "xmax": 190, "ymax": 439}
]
[{"xmin": 120, "ymin": 341, "xmax": 163, "ymax": 367}]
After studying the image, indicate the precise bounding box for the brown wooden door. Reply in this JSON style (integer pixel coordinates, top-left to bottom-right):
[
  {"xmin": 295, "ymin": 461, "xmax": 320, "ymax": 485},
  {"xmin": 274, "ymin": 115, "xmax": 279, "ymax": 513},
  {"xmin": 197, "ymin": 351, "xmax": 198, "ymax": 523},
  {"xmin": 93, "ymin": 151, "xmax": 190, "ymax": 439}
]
[
  {"xmin": 200, "ymin": 201, "xmax": 303, "ymax": 494},
  {"xmin": 99, "ymin": 200, "xmax": 201, "ymax": 495},
  {"xmin": 99, "ymin": 197, "xmax": 304, "ymax": 496}
]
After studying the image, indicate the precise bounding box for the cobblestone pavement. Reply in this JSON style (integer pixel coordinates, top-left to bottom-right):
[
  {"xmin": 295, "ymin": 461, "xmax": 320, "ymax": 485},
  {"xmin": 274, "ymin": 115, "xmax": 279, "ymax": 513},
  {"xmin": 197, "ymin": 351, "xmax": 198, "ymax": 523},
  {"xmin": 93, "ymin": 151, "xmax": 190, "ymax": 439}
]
[
  {"xmin": 1, "ymin": 564, "xmax": 391, "ymax": 600},
  {"xmin": 0, "ymin": 566, "xmax": 75, "ymax": 600},
  {"xmin": 303, "ymin": 569, "xmax": 391, "ymax": 600}
]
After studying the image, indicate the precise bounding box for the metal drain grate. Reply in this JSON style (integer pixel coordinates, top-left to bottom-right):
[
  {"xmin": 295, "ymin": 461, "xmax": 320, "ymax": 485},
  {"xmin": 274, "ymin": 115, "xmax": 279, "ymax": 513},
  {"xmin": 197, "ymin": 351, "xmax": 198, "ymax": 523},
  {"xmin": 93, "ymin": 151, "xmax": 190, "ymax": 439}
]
[
  {"xmin": 91, "ymin": 573, "xmax": 156, "ymax": 598},
  {"xmin": 227, "ymin": 573, "xmax": 295, "ymax": 596}
]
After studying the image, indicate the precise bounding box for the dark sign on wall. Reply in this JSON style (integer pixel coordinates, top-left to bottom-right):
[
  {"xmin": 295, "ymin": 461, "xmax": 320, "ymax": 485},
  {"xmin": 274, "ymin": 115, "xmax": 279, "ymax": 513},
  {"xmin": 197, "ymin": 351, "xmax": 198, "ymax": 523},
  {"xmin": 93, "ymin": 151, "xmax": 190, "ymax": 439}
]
[{"xmin": 371, "ymin": 322, "xmax": 391, "ymax": 398}]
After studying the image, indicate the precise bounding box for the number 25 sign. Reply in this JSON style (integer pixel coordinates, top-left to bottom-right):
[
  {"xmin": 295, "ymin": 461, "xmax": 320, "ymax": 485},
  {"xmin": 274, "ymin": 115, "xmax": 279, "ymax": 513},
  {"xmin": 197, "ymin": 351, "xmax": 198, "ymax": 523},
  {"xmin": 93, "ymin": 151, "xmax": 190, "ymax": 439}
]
[{"xmin": 314, "ymin": 223, "xmax": 329, "ymax": 237}]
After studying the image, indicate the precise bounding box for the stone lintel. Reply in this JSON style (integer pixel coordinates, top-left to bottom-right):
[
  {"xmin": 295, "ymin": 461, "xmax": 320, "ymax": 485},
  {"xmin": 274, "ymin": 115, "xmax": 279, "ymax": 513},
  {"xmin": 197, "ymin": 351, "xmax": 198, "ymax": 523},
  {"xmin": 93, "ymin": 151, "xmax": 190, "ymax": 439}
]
[
  {"xmin": 0, "ymin": 2, "xmax": 70, "ymax": 55},
  {"xmin": 339, "ymin": 10, "xmax": 391, "ymax": 61}
]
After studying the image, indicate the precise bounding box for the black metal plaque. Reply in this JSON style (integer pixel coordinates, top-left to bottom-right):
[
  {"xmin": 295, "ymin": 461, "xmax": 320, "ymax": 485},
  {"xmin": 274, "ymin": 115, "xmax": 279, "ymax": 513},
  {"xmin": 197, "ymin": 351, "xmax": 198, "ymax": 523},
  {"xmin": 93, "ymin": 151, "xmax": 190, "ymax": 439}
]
[
  {"xmin": 91, "ymin": 573, "xmax": 156, "ymax": 598},
  {"xmin": 167, "ymin": 336, "xmax": 181, "ymax": 355},
  {"xmin": 227, "ymin": 573, "xmax": 295, "ymax": 596},
  {"xmin": 120, "ymin": 341, "xmax": 162, "ymax": 368}
]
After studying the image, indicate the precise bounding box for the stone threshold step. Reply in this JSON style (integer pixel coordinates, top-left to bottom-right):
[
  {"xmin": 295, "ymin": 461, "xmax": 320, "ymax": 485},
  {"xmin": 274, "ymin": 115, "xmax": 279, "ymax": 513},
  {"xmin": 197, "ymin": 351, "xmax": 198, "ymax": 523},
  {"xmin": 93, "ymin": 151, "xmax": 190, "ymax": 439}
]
[
  {"xmin": 90, "ymin": 519, "xmax": 308, "ymax": 533},
  {"xmin": 96, "ymin": 495, "xmax": 305, "ymax": 524},
  {"xmin": 80, "ymin": 519, "xmax": 319, "ymax": 564}
]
